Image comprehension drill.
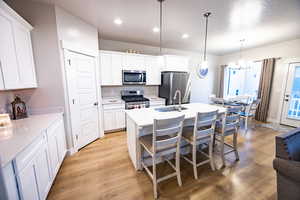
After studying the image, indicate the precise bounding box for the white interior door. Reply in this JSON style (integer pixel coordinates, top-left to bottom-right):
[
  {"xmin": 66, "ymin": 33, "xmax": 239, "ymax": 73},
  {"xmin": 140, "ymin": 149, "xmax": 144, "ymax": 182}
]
[
  {"xmin": 281, "ymin": 62, "xmax": 300, "ymax": 127},
  {"xmin": 65, "ymin": 50, "xmax": 100, "ymax": 150}
]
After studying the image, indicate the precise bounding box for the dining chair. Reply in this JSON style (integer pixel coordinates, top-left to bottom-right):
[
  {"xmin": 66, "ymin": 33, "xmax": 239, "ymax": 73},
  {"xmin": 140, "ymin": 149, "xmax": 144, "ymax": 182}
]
[
  {"xmin": 181, "ymin": 110, "xmax": 218, "ymax": 179},
  {"xmin": 215, "ymin": 106, "xmax": 242, "ymax": 167},
  {"xmin": 139, "ymin": 115, "xmax": 185, "ymax": 199},
  {"xmin": 239, "ymin": 99, "xmax": 261, "ymax": 131}
]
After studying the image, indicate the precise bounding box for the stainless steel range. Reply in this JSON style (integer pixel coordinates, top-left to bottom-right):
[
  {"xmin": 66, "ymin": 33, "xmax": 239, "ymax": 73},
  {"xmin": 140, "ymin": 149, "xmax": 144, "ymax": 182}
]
[{"xmin": 121, "ymin": 89, "xmax": 150, "ymax": 110}]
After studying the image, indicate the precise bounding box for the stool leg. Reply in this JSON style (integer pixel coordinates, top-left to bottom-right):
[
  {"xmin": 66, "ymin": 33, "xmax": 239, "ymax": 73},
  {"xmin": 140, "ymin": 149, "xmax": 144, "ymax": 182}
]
[
  {"xmin": 209, "ymin": 134, "xmax": 215, "ymax": 171},
  {"xmin": 233, "ymin": 129, "xmax": 239, "ymax": 161},
  {"xmin": 192, "ymin": 142, "xmax": 198, "ymax": 179},
  {"xmin": 152, "ymin": 157, "xmax": 158, "ymax": 199},
  {"xmin": 176, "ymin": 150, "xmax": 182, "ymax": 186},
  {"xmin": 221, "ymin": 135, "xmax": 225, "ymax": 168}
]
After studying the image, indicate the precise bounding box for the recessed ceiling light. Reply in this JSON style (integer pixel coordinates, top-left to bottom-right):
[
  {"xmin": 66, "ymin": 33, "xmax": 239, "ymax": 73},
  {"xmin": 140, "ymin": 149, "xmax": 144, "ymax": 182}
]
[
  {"xmin": 182, "ymin": 33, "xmax": 189, "ymax": 39},
  {"xmin": 153, "ymin": 27, "xmax": 160, "ymax": 33},
  {"xmin": 114, "ymin": 18, "xmax": 123, "ymax": 25}
]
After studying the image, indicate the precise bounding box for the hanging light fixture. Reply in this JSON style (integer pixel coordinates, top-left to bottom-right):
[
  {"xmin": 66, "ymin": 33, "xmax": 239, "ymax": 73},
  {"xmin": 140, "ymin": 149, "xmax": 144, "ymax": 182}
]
[
  {"xmin": 238, "ymin": 39, "xmax": 246, "ymax": 69},
  {"xmin": 197, "ymin": 12, "xmax": 211, "ymax": 79}
]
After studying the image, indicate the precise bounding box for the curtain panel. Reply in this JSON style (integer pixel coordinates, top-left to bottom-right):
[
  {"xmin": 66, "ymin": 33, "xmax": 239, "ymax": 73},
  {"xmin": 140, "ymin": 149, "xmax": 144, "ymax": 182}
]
[{"xmin": 255, "ymin": 58, "xmax": 276, "ymax": 122}]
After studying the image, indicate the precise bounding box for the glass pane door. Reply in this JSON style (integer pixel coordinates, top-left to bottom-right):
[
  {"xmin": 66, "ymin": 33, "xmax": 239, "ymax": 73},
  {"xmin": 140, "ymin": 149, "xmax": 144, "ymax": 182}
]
[{"xmin": 287, "ymin": 66, "xmax": 300, "ymax": 120}]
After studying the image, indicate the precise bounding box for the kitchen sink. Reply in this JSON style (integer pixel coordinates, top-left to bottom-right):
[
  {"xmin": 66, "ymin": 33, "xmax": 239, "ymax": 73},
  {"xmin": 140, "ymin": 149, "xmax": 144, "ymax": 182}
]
[{"xmin": 154, "ymin": 106, "xmax": 188, "ymax": 112}]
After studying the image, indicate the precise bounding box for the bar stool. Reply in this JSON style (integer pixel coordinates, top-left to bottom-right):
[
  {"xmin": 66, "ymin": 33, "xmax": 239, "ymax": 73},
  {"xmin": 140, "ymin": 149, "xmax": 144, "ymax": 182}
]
[
  {"xmin": 139, "ymin": 115, "xmax": 185, "ymax": 199},
  {"xmin": 181, "ymin": 110, "xmax": 218, "ymax": 179},
  {"xmin": 215, "ymin": 106, "xmax": 242, "ymax": 167}
]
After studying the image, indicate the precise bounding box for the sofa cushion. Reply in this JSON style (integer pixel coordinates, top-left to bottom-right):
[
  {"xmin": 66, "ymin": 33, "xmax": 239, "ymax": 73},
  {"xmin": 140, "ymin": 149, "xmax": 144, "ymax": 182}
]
[{"xmin": 276, "ymin": 128, "xmax": 300, "ymax": 161}]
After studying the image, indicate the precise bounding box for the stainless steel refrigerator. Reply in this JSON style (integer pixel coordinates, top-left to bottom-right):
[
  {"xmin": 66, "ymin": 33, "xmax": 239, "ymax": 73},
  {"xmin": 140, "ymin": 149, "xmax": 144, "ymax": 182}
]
[{"xmin": 159, "ymin": 71, "xmax": 191, "ymax": 105}]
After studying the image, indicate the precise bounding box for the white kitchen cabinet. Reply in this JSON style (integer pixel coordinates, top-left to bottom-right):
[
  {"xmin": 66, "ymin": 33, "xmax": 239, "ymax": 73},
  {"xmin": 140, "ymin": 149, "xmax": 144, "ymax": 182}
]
[
  {"xmin": 16, "ymin": 135, "xmax": 52, "ymax": 200},
  {"xmin": 47, "ymin": 118, "xmax": 67, "ymax": 177},
  {"xmin": 0, "ymin": 2, "xmax": 37, "ymax": 90},
  {"xmin": 34, "ymin": 145, "xmax": 52, "ymax": 200},
  {"xmin": 103, "ymin": 103, "xmax": 125, "ymax": 132},
  {"xmin": 162, "ymin": 55, "xmax": 189, "ymax": 72},
  {"xmin": 100, "ymin": 51, "xmax": 123, "ymax": 86},
  {"xmin": 145, "ymin": 56, "xmax": 161, "ymax": 85},
  {"xmin": 123, "ymin": 54, "xmax": 145, "ymax": 70},
  {"xmin": 17, "ymin": 160, "xmax": 40, "ymax": 200}
]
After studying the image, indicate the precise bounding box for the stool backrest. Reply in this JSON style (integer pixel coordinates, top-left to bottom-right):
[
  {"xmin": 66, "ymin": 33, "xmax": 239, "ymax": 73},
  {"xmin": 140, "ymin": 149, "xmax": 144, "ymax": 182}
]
[
  {"xmin": 222, "ymin": 106, "xmax": 243, "ymax": 132},
  {"xmin": 245, "ymin": 99, "xmax": 261, "ymax": 115},
  {"xmin": 153, "ymin": 115, "xmax": 185, "ymax": 152},
  {"xmin": 193, "ymin": 110, "xmax": 218, "ymax": 140}
]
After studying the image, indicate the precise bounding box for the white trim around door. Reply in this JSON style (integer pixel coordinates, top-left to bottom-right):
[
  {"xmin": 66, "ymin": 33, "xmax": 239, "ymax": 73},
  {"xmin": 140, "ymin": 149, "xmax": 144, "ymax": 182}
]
[
  {"xmin": 280, "ymin": 59, "xmax": 300, "ymax": 127},
  {"xmin": 62, "ymin": 42, "xmax": 104, "ymax": 152}
]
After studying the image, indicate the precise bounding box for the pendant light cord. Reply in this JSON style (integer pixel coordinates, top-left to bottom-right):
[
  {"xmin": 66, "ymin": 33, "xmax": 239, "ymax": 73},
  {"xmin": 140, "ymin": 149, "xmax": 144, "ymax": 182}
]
[
  {"xmin": 203, "ymin": 12, "xmax": 211, "ymax": 61},
  {"xmin": 159, "ymin": 0, "xmax": 163, "ymax": 55}
]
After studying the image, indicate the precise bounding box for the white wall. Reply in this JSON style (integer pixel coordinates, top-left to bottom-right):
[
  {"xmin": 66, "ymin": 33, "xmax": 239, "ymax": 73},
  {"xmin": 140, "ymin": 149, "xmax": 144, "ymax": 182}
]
[
  {"xmin": 1, "ymin": 0, "xmax": 64, "ymax": 114},
  {"xmin": 55, "ymin": 6, "xmax": 99, "ymax": 52},
  {"xmin": 55, "ymin": 6, "xmax": 102, "ymax": 149},
  {"xmin": 99, "ymin": 39, "xmax": 221, "ymax": 103},
  {"xmin": 220, "ymin": 38, "xmax": 300, "ymax": 123}
]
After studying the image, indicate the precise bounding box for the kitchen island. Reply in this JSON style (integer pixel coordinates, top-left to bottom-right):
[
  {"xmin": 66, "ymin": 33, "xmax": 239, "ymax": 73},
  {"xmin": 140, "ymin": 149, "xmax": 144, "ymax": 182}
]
[{"xmin": 125, "ymin": 103, "xmax": 226, "ymax": 170}]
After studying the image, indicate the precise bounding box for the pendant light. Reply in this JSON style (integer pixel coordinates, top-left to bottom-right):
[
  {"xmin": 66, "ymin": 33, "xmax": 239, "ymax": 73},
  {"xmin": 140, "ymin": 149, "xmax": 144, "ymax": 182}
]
[{"xmin": 197, "ymin": 12, "xmax": 211, "ymax": 79}]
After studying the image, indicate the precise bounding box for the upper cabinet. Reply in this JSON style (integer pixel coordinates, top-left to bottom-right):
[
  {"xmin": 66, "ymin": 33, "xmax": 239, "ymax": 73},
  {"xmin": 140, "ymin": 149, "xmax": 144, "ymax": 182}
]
[
  {"xmin": 145, "ymin": 56, "xmax": 161, "ymax": 85},
  {"xmin": 123, "ymin": 54, "xmax": 145, "ymax": 70},
  {"xmin": 0, "ymin": 2, "xmax": 37, "ymax": 90},
  {"xmin": 99, "ymin": 51, "xmax": 123, "ymax": 86},
  {"xmin": 162, "ymin": 55, "xmax": 189, "ymax": 72},
  {"xmin": 99, "ymin": 51, "xmax": 189, "ymax": 86}
]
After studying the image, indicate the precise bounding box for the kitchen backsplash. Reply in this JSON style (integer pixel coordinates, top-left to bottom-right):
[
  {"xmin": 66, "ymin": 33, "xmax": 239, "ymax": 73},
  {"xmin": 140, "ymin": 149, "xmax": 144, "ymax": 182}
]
[{"xmin": 101, "ymin": 86, "xmax": 158, "ymax": 98}]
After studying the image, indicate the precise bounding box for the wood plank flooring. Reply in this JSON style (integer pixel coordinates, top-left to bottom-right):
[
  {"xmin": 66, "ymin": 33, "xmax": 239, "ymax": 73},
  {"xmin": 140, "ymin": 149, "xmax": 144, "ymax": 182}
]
[{"xmin": 47, "ymin": 124, "xmax": 279, "ymax": 200}]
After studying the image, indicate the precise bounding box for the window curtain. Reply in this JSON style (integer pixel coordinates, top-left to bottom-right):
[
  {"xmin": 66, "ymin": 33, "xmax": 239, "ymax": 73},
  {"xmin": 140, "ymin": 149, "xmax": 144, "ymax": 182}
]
[
  {"xmin": 218, "ymin": 65, "xmax": 226, "ymax": 98},
  {"xmin": 255, "ymin": 58, "xmax": 276, "ymax": 122}
]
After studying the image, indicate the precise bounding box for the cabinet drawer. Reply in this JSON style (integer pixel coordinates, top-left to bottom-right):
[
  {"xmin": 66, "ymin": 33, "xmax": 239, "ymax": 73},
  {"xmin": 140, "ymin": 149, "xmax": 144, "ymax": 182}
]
[
  {"xmin": 14, "ymin": 133, "xmax": 46, "ymax": 172},
  {"xmin": 103, "ymin": 103, "xmax": 125, "ymax": 110}
]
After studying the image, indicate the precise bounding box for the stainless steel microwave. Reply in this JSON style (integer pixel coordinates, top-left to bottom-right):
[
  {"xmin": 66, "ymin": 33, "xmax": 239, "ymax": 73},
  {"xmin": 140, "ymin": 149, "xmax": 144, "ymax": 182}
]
[{"xmin": 122, "ymin": 70, "xmax": 146, "ymax": 85}]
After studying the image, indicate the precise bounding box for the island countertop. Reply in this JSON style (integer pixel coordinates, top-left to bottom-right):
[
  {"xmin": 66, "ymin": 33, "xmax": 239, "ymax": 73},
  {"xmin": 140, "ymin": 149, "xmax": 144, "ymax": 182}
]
[
  {"xmin": 0, "ymin": 113, "xmax": 63, "ymax": 167},
  {"xmin": 125, "ymin": 103, "xmax": 226, "ymax": 127}
]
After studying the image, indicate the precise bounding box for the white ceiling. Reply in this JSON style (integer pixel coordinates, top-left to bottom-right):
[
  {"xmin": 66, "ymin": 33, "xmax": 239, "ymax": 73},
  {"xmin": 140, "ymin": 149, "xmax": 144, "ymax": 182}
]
[{"xmin": 33, "ymin": 0, "xmax": 300, "ymax": 55}]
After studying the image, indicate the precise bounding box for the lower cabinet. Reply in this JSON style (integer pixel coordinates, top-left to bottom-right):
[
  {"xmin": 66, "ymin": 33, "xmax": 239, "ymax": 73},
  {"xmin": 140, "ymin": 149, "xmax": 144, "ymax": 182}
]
[
  {"xmin": 16, "ymin": 135, "xmax": 52, "ymax": 200},
  {"xmin": 2, "ymin": 115, "xmax": 67, "ymax": 200},
  {"xmin": 103, "ymin": 104, "xmax": 125, "ymax": 132},
  {"xmin": 47, "ymin": 119, "xmax": 67, "ymax": 177}
]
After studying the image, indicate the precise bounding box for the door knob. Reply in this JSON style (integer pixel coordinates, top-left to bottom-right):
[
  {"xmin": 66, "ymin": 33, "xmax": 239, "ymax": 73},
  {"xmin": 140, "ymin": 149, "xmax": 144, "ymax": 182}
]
[{"xmin": 94, "ymin": 102, "xmax": 99, "ymax": 106}]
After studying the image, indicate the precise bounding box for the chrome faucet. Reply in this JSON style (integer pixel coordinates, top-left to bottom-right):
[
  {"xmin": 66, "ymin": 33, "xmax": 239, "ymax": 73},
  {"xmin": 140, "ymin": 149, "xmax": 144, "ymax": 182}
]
[{"xmin": 173, "ymin": 89, "xmax": 182, "ymax": 112}]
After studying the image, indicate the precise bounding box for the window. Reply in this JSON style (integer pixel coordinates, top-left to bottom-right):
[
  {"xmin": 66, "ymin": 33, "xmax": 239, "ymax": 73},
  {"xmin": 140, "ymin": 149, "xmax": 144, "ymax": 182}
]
[{"xmin": 224, "ymin": 61, "xmax": 262, "ymax": 99}]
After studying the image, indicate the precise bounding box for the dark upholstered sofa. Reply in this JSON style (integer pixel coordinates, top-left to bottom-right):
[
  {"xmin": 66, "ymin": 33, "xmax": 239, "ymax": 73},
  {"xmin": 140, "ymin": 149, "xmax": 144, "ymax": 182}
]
[{"xmin": 273, "ymin": 127, "xmax": 300, "ymax": 200}]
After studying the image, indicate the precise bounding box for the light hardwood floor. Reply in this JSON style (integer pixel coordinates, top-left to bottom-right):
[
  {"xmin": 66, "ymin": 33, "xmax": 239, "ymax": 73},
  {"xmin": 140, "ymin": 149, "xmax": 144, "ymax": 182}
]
[{"xmin": 47, "ymin": 125, "xmax": 279, "ymax": 200}]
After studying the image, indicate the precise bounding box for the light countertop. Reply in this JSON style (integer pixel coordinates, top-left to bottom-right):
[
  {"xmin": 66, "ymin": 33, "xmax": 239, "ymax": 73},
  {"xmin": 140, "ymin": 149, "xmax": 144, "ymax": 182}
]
[
  {"xmin": 102, "ymin": 96, "xmax": 165, "ymax": 105},
  {"xmin": 144, "ymin": 96, "xmax": 165, "ymax": 102},
  {"xmin": 102, "ymin": 97, "xmax": 124, "ymax": 105},
  {"xmin": 125, "ymin": 103, "xmax": 226, "ymax": 127},
  {"xmin": 0, "ymin": 113, "xmax": 63, "ymax": 167}
]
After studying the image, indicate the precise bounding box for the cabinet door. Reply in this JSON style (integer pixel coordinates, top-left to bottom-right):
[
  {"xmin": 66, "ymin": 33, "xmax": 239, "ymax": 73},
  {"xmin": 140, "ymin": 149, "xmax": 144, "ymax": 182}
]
[
  {"xmin": 56, "ymin": 120, "xmax": 67, "ymax": 163},
  {"xmin": 103, "ymin": 110, "xmax": 115, "ymax": 131},
  {"xmin": 100, "ymin": 53, "xmax": 112, "ymax": 85},
  {"xmin": 115, "ymin": 109, "xmax": 126, "ymax": 129},
  {"xmin": 111, "ymin": 54, "xmax": 123, "ymax": 85},
  {"xmin": 146, "ymin": 56, "xmax": 161, "ymax": 85},
  {"xmin": 34, "ymin": 145, "xmax": 52, "ymax": 200},
  {"xmin": 48, "ymin": 131, "xmax": 60, "ymax": 177},
  {"xmin": 18, "ymin": 161, "xmax": 39, "ymax": 200},
  {"xmin": 13, "ymin": 21, "xmax": 37, "ymax": 88},
  {"xmin": 0, "ymin": 13, "xmax": 20, "ymax": 89},
  {"xmin": 124, "ymin": 54, "xmax": 145, "ymax": 70}
]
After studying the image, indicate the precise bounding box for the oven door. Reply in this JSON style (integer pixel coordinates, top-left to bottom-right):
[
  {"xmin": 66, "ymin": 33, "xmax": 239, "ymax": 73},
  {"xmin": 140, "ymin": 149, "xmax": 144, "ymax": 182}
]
[{"xmin": 122, "ymin": 70, "xmax": 146, "ymax": 85}]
